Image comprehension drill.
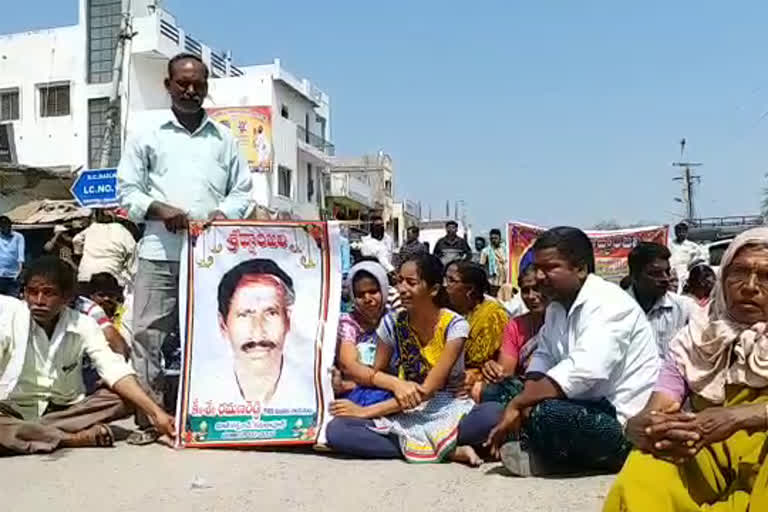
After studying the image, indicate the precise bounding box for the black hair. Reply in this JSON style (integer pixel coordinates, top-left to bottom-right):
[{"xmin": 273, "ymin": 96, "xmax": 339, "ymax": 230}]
[
  {"xmin": 402, "ymin": 253, "xmax": 447, "ymax": 306},
  {"xmin": 519, "ymin": 263, "xmax": 537, "ymax": 280},
  {"xmin": 619, "ymin": 275, "xmax": 632, "ymax": 290},
  {"xmin": 628, "ymin": 242, "xmax": 671, "ymax": 276},
  {"xmin": 89, "ymin": 272, "xmax": 122, "ymax": 296},
  {"xmin": 451, "ymin": 261, "xmax": 490, "ymax": 301},
  {"xmin": 22, "ymin": 256, "xmax": 75, "ymax": 295},
  {"xmin": 684, "ymin": 264, "xmax": 716, "ymax": 293},
  {"xmin": 533, "ymin": 226, "xmax": 595, "ymax": 273},
  {"xmin": 352, "ymin": 270, "xmax": 380, "ymax": 291},
  {"xmin": 445, "ymin": 220, "xmax": 458, "ymax": 228},
  {"xmin": 370, "ymin": 215, "xmax": 383, "ymax": 222},
  {"xmin": 168, "ymin": 52, "xmax": 209, "ymax": 79},
  {"xmin": 217, "ymin": 259, "xmax": 294, "ymax": 318},
  {"xmin": 0, "ymin": 216, "xmax": 10, "ymax": 227},
  {"xmin": 489, "ymin": 228, "xmax": 502, "ymax": 237},
  {"xmin": 407, "ymin": 225, "xmax": 420, "ymax": 234}
]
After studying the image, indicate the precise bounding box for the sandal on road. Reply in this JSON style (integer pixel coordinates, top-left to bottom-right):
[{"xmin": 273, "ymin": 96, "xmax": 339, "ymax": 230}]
[
  {"xmin": 127, "ymin": 427, "xmax": 160, "ymax": 446},
  {"xmin": 63, "ymin": 424, "xmax": 115, "ymax": 448}
]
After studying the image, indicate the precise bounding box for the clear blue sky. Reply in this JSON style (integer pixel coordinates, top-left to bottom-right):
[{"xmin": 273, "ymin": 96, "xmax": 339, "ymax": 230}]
[{"xmin": 4, "ymin": 1, "xmax": 768, "ymax": 232}]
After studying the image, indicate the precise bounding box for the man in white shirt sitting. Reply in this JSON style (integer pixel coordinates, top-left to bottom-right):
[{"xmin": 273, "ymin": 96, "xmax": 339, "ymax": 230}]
[
  {"xmin": 486, "ymin": 227, "xmax": 660, "ymax": 476},
  {"xmin": 0, "ymin": 257, "xmax": 174, "ymax": 455},
  {"xmin": 626, "ymin": 242, "xmax": 694, "ymax": 356}
]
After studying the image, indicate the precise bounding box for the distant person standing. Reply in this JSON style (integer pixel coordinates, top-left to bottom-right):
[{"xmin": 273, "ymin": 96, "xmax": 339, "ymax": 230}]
[
  {"xmin": 73, "ymin": 209, "xmax": 136, "ymax": 287},
  {"xmin": 433, "ymin": 220, "xmax": 472, "ymax": 266},
  {"xmin": 44, "ymin": 222, "xmax": 83, "ymax": 269},
  {"xmin": 118, "ymin": 52, "xmax": 252, "ymax": 443},
  {"xmin": 669, "ymin": 222, "xmax": 706, "ymax": 292},
  {"xmin": 360, "ymin": 215, "xmax": 395, "ymax": 274},
  {"xmin": 480, "ymin": 228, "xmax": 508, "ymax": 296},
  {"xmin": 0, "ymin": 216, "xmax": 24, "ymax": 297},
  {"xmin": 394, "ymin": 225, "xmax": 427, "ymax": 269},
  {"xmin": 472, "ymin": 237, "xmax": 487, "ymax": 264}
]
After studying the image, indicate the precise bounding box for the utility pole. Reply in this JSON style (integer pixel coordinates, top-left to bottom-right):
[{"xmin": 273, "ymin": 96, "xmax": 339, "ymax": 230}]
[
  {"xmin": 671, "ymin": 138, "xmax": 702, "ymax": 222},
  {"xmin": 98, "ymin": 0, "xmax": 133, "ymax": 169}
]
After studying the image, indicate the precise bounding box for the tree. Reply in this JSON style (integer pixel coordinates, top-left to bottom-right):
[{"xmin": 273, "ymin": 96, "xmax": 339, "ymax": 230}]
[
  {"xmin": 592, "ymin": 220, "xmax": 622, "ymax": 230},
  {"xmin": 592, "ymin": 220, "xmax": 660, "ymax": 230}
]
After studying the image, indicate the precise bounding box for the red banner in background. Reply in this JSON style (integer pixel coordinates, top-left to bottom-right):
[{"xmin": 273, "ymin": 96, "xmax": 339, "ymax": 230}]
[{"xmin": 507, "ymin": 222, "xmax": 669, "ymax": 287}]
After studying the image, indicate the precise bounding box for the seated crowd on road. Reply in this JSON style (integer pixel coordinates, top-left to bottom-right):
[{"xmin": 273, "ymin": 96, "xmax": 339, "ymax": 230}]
[{"xmin": 1, "ymin": 51, "xmax": 766, "ymax": 511}]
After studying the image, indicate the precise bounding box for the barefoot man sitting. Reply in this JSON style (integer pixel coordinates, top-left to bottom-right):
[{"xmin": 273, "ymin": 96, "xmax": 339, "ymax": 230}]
[{"xmin": 0, "ymin": 256, "xmax": 175, "ymax": 455}]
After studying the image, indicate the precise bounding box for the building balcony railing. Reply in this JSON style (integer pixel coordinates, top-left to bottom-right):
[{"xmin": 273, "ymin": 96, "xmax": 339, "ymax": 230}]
[
  {"xmin": 297, "ymin": 125, "xmax": 335, "ymax": 156},
  {"xmin": 324, "ymin": 173, "xmax": 373, "ymax": 209}
]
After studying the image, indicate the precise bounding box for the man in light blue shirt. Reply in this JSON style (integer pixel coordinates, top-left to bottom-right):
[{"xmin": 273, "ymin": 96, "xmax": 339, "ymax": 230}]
[
  {"xmin": 0, "ymin": 216, "xmax": 24, "ymax": 297},
  {"xmin": 117, "ymin": 53, "xmax": 252, "ymax": 441},
  {"xmin": 626, "ymin": 242, "xmax": 694, "ymax": 356}
]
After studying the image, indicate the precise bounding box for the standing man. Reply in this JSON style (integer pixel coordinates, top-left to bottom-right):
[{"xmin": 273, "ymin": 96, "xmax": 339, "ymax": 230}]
[
  {"xmin": 480, "ymin": 228, "xmax": 508, "ymax": 296},
  {"xmin": 118, "ymin": 53, "xmax": 252, "ymax": 443},
  {"xmin": 669, "ymin": 222, "xmax": 706, "ymax": 292},
  {"xmin": 360, "ymin": 215, "xmax": 395, "ymax": 274},
  {"xmin": 626, "ymin": 242, "xmax": 693, "ymax": 356},
  {"xmin": 394, "ymin": 225, "xmax": 427, "ymax": 269},
  {"xmin": 0, "ymin": 216, "xmax": 24, "ymax": 297},
  {"xmin": 472, "ymin": 236, "xmax": 486, "ymax": 264},
  {"xmin": 433, "ymin": 220, "xmax": 472, "ymax": 266}
]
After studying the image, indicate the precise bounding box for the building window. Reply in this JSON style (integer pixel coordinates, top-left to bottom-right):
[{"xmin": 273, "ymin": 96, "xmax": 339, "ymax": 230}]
[
  {"xmin": 278, "ymin": 166, "xmax": 292, "ymax": 198},
  {"xmin": 39, "ymin": 84, "xmax": 70, "ymax": 117},
  {"xmin": 306, "ymin": 163, "xmax": 314, "ymax": 202},
  {"xmin": 385, "ymin": 179, "xmax": 392, "ymax": 195},
  {"xmin": 281, "ymin": 104, "xmax": 289, "ymax": 119},
  {"xmin": 87, "ymin": 0, "xmax": 122, "ymax": 84},
  {"xmin": 0, "ymin": 89, "xmax": 20, "ymax": 121},
  {"xmin": 88, "ymin": 98, "xmax": 121, "ymax": 168}
]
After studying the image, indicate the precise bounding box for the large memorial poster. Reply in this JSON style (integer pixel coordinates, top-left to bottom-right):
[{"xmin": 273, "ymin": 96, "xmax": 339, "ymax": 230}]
[
  {"xmin": 507, "ymin": 221, "xmax": 669, "ymax": 286},
  {"xmin": 176, "ymin": 221, "xmax": 341, "ymax": 448}
]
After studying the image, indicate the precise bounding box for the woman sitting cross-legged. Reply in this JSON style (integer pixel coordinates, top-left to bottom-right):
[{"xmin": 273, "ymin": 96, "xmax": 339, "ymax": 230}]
[
  {"xmin": 327, "ymin": 254, "xmax": 503, "ymax": 465},
  {"xmin": 604, "ymin": 227, "xmax": 768, "ymax": 511},
  {"xmin": 476, "ymin": 261, "xmax": 550, "ymax": 404},
  {"xmin": 332, "ymin": 260, "xmax": 395, "ymax": 406},
  {"xmin": 443, "ymin": 261, "xmax": 509, "ymax": 398}
]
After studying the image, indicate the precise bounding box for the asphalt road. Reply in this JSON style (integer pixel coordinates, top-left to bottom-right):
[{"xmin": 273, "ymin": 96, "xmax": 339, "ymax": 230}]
[{"xmin": 5, "ymin": 426, "xmax": 614, "ymax": 512}]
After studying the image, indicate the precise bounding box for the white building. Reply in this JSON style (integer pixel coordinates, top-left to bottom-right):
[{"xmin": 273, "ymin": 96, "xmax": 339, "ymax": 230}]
[
  {"xmin": 391, "ymin": 200, "xmax": 422, "ymax": 248},
  {"xmin": 0, "ymin": 0, "xmax": 333, "ymax": 218},
  {"xmin": 328, "ymin": 151, "xmax": 394, "ymax": 222}
]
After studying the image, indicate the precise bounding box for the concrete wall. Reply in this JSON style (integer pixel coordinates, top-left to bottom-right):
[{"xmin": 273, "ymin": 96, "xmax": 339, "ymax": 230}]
[{"xmin": 0, "ymin": 26, "xmax": 85, "ymax": 168}]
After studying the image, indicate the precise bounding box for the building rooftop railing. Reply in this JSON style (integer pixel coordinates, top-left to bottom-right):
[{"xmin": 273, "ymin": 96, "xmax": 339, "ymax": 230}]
[
  {"xmin": 690, "ymin": 215, "xmax": 764, "ymax": 228},
  {"xmin": 297, "ymin": 126, "xmax": 335, "ymax": 156}
]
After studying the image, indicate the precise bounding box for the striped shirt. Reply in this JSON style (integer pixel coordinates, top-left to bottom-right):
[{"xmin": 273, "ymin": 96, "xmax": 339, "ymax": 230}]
[
  {"xmin": 627, "ymin": 287, "xmax": 694, "ymax": 357},
  {"xmin": 73, "ymin": 297, "xmax": 113, "ymax": 330}
]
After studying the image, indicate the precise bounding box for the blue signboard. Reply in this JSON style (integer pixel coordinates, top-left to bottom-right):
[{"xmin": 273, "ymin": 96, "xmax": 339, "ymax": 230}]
[{"xmin": 70, "ymin": 168, "xmax": 118, "ymax": 208}]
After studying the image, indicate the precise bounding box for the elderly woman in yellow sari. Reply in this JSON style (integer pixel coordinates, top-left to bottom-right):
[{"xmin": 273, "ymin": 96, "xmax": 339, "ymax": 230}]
[
  {"xmin": 604, "ymin": 227, "xmax": 768, "ymax": 512},
  {"xmin": 443, "ymin": 261, "xmax": 510, "ymax": 395}
]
